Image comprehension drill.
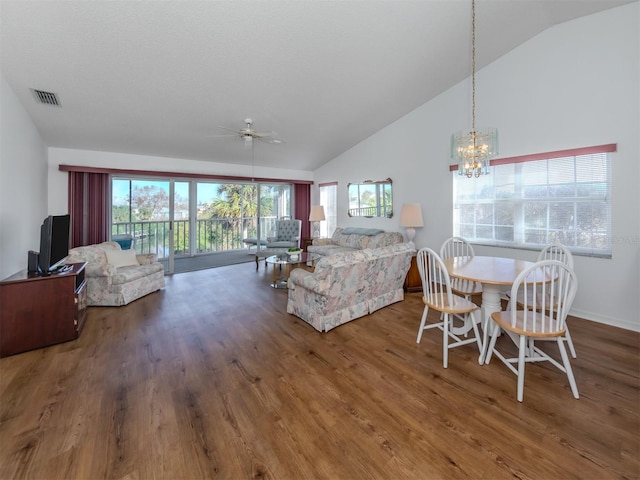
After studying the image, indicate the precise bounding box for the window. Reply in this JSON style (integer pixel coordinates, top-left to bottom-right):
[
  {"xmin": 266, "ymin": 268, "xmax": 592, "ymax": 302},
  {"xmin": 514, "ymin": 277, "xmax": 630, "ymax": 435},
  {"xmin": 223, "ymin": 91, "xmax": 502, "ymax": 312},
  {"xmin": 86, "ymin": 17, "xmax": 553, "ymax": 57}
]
[
  {"xmin": 319, "ymin": 182, "xmax": 337, "ymax": 238},
  {"xmin": 453, "ymin": 145, "xmax": 615, "ymax": 257}
]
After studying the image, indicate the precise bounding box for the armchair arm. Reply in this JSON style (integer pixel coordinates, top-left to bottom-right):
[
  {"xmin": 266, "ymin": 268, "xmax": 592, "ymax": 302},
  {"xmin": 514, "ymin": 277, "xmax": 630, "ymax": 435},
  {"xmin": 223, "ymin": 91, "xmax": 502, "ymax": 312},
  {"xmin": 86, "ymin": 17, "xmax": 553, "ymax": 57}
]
[{"xmin": 136, "ymin": 253, "xmax": 158, "ymax": 265}]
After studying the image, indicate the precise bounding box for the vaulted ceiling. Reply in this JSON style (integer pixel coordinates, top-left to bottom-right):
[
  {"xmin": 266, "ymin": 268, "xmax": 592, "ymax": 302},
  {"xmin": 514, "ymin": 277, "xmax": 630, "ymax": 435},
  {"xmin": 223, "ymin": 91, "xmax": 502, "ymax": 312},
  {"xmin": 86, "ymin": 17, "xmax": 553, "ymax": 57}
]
[{"xmin": 1, "ymin": 1, "xmax": 633, "ymax": 171}]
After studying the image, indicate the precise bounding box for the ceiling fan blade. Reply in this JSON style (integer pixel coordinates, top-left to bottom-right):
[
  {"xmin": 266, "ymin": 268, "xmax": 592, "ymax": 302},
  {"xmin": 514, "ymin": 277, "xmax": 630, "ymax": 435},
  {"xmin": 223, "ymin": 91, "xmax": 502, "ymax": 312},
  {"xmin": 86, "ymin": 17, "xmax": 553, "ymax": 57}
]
[
  {"xmin": 257, "ymin": 137, "xmax": 286, "ymax": 144},
  {"xmin": 217, "ymin": 125, "xmax": 242, "ymax": 134},
  {"xmin": 207, "ymin": 133, "xmax": 240, "ymax": 138},
  {"xmin": 254, "ymin": 131, "xmax": 277, "ymax": 138}
]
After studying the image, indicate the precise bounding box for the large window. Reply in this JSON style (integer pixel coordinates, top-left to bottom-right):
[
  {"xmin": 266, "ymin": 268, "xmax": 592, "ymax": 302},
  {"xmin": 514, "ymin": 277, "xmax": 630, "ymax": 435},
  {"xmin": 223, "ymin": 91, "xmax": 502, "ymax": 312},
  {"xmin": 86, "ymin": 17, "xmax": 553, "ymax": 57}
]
[
  {"xmin": 453, "ymin": 145, "xmax": 614, "ymax": 257},
  {"xmin": 319, "ymin": 182, "xmax": 337, "ymax": 238},
  {"xmin": 111, "ymin": 177, "xmax": 292, "ymax": 257}
]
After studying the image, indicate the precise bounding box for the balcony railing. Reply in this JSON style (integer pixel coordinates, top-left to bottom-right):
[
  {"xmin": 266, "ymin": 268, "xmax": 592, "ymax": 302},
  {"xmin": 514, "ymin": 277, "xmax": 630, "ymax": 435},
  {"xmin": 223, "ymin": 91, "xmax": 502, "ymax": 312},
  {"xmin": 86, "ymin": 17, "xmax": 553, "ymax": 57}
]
[{"xmin": 112, "ymin": 217, "xmax": 279, "ymax": 258}]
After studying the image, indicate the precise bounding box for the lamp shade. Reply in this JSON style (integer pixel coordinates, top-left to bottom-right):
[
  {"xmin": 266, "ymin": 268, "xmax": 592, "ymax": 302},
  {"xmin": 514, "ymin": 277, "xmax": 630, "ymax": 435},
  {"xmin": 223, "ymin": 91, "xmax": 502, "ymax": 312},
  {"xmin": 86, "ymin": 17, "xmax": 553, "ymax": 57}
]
[
  {"xmin": 399, "ymin": 203, "xmax": 424, "ymax": 228},
  {"xmin": 309, "ymin": 205, "xmax": 326, "ymax": 222}
]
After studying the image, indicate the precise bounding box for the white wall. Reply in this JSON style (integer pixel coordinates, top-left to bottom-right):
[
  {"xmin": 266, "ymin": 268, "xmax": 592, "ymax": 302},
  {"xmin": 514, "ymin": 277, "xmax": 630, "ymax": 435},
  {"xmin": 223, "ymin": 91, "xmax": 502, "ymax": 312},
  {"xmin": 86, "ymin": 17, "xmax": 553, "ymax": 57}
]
[
  {"xmin": 314, "ymin": 3, "xmax": 640, "ymax": 331},
  {"xmin": 0, "ymin": 72, "xmax": 48, "ymax": 279}
]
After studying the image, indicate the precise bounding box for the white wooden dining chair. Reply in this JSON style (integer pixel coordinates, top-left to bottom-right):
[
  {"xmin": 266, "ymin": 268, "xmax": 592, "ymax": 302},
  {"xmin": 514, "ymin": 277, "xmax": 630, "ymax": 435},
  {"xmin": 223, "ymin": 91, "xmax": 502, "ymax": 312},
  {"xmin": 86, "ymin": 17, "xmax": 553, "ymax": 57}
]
[
  {"xmin": 439, "ymin": 237, "xmax": 483, "ymax": 300},
  {"xmin": 484, "ymin": 259, "xmax": 579, "ymax": 402},
  {"xmin": 415, "ymin": 247, "xmax": 482, "ymax": 368},
  {"xmin": 507, "ymin": 243, "xmax": 577, "ymax": 358}
]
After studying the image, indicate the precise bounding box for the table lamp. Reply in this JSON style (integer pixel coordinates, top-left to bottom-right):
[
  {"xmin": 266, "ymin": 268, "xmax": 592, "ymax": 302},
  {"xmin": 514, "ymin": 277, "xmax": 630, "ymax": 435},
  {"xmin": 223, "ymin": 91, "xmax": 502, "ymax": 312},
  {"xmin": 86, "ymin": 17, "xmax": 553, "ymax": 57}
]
[
  {"xmin": 399, "ymin": 203, "xmax": 424, "ymax": 250},
  {"xmin": 309, "ymin": 205, "xmax": 326, "ymax": 238}
]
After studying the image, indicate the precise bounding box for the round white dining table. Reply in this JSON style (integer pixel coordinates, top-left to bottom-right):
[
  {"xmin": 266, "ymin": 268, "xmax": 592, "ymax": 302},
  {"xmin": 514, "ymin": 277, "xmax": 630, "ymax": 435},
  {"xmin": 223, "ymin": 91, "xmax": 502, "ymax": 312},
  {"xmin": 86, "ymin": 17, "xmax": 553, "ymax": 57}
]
[{"xmin": 442, "ymin": 255, "xmax": 537, "ymax": 363}]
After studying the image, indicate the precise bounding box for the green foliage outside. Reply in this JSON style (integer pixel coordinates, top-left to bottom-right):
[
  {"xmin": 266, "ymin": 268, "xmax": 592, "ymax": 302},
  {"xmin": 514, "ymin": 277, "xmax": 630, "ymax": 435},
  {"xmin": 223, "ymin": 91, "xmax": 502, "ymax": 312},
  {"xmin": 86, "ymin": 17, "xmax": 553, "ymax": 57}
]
[{"xmin": 112, "ymin": 182, "xmax": 281, "ymax": 255}]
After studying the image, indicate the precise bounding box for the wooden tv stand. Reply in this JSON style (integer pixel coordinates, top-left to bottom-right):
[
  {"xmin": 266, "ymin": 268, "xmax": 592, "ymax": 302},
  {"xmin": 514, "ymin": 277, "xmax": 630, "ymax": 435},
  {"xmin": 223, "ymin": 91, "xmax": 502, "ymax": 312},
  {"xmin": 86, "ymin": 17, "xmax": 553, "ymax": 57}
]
[{"xmin": 0, "ymin": 262, "xmax": 88, "ymax": 357}]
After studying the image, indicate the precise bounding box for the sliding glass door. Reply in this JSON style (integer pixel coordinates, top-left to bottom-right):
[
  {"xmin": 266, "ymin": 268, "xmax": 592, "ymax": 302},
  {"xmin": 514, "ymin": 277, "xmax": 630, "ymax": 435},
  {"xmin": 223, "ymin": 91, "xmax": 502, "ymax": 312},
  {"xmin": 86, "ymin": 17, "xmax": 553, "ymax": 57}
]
[
  {"xmin": 112, "ymin": 177, "xmax": 293, "ymax": 272},
  {"xmin": 112, "ymin": 177, "xmax": 187, "ymax": 273}
]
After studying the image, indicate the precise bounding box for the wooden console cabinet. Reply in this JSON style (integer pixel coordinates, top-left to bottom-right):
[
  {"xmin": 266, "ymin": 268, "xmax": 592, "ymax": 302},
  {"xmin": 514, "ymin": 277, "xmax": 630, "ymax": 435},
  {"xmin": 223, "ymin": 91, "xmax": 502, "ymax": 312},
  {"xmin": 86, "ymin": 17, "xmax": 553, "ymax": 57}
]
[{"xmin": 0, "ymin": 262, "xmax": 87, "ymax": 357}]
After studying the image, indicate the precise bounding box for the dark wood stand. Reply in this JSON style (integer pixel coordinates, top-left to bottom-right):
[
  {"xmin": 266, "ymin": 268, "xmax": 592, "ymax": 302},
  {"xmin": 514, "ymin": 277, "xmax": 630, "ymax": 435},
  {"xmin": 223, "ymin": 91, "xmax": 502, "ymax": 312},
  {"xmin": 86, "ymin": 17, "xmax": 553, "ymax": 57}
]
[
  {"xmin": 301, "ymin": 237, "xmax": 314, "ymax": 252},
  {"xmin": 404, "ymin": 254, "xmax": 422, "ymax": 293},
  {"xmin": 0, "ymin": 262, "xmax": 87, "ymax": 357}
]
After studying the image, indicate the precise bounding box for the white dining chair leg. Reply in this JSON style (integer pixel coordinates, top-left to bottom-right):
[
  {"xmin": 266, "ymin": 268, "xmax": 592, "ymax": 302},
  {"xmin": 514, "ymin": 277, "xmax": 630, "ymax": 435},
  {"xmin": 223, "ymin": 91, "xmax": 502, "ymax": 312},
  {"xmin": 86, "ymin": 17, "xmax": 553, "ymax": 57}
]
[
  {"xmin": 565, "ymin": 326, "xmax": 577, "ymax": 358},
  {"xmin": 416, "ymin": 305, "xmax": 429, "ymax": 343},
  {"xmin": 478, "ymin": 314, "xmax": 492, "ymax": 365},
  {"xmin": 527, "ymin": 337, "xmax": 535, "ymax": 358},
  {"xmin": 484, "ymin": 323, "xmax": 500, "ymax": 365},
  {"xmin": 471, "ymin": 312, "xmax": 482, "ymax": 354},
  {"xmin": 517, "ymin": 334, "xmax": 527, "ymax": 402},
  {"xmin": 557, "ymin": 338, "xmax": 580, "ymax": 399},
  {"xmin": 443, "ymin": 313, "xmax": 449, "ymax": 368}
]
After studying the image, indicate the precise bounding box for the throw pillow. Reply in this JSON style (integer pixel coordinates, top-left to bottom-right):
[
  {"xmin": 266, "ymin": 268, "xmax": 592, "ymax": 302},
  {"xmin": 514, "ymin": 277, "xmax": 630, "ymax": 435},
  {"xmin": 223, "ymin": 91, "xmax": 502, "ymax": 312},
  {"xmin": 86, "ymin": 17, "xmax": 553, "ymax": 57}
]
[{"xmin": 105, "ymin": 249, "xmax": 140, "ymax": 268}]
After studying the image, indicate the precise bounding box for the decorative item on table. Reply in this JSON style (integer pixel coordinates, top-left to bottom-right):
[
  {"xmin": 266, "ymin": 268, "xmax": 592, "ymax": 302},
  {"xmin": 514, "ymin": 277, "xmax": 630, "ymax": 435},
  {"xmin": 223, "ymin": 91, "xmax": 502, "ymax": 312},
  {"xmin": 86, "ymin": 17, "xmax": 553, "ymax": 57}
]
[
  {"xmin": 287, "ymin": 247, "xmax": 301, "ymax": 260},
  {"xmin": 399, "ymin": 203, "xmax": 424, "ymax": 250}
]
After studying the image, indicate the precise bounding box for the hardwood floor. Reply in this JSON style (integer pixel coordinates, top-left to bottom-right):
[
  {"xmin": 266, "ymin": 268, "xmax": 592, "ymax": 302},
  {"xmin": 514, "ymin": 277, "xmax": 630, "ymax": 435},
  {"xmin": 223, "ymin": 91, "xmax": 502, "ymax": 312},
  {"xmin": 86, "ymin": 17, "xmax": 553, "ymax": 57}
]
[{"xmin": 1, "ymin": 263, "xmax": 638, "ymax": 479}]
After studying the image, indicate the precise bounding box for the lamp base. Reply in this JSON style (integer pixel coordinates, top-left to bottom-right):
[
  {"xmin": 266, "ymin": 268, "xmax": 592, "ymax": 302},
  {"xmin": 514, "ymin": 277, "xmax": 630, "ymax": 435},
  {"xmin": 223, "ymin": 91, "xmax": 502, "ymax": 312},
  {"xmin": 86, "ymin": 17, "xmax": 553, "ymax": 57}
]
[{"xmin": 405, "ymin": 227, "xmax": 416, "ymax": 251}]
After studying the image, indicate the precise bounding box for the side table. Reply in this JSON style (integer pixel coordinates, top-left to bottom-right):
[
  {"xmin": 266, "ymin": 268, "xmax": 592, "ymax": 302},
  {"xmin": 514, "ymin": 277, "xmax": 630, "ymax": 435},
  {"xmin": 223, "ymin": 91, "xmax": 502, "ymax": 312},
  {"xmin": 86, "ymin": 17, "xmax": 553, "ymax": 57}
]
[
  {"xmin": 404, "ymin": 254, "xmax": 422, "ymax": 293},
  {"xmin": 301, "ymin": 237, "xmax": 314, "ymax": 252}
]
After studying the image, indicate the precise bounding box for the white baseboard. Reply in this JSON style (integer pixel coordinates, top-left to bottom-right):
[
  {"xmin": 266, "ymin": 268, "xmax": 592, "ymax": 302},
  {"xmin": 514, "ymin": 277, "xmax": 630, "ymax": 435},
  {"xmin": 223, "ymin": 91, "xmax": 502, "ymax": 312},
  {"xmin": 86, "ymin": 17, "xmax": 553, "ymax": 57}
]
[{"xmin": 570, "ymin": 308, "xmax": 639, "ymax": 332}]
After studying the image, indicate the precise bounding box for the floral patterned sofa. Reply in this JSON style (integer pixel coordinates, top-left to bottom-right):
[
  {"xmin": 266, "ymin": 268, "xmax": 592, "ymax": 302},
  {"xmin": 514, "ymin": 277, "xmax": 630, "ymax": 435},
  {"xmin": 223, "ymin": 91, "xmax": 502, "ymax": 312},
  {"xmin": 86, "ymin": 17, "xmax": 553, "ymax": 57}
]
[
  {"xmin": 287, "ymin": 243, "xmax": 413, "ymax": 332},
  {"xmin": 306, "ymin": 227, "xmax": 403, "ymax": 257},
  {"xmin": 66, "ymin": 242, "xmax": 165, "ymax": 306}
]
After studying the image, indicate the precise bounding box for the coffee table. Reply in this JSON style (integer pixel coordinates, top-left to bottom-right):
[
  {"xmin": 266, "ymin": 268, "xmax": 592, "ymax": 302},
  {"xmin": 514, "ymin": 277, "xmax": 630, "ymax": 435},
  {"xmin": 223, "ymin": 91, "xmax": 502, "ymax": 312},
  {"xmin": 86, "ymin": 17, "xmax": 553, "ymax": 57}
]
[{"xmin": 265, "ymin": 252, "xmax": 319, "ymax": 289}]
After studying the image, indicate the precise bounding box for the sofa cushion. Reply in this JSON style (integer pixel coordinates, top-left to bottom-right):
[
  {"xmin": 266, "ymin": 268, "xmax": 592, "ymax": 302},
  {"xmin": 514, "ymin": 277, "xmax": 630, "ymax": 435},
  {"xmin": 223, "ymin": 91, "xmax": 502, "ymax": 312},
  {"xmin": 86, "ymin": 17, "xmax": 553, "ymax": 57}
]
[
  {"xmin": 105, "ymin": 248, "xmax": 140, "ymax": 268},
  {"xmin": 111, "ymin": 262, "xmax": 165, "ymax": 285},
  {"xmin": 366, "ymin": 231, "xmax": 404, "ymax": 249},
  {"xmin": 341, "ymin": 227, "xmax": 385, "ymax": 236},
  {"xmin": 333, "ymin": 230, "xmax": 370, "ymax": 249},
  {"xmin": 307, "ymin": 245, "xmax": 356, "ymax": 256}
]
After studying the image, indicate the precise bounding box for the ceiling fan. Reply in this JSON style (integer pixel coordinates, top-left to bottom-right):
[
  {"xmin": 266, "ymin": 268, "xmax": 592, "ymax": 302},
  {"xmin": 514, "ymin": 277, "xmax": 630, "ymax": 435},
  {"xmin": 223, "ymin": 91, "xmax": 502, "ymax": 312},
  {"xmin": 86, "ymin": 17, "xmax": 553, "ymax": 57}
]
[{"xmin": 211, "ymin": 118, "xmax": 284, "ymax": 144}]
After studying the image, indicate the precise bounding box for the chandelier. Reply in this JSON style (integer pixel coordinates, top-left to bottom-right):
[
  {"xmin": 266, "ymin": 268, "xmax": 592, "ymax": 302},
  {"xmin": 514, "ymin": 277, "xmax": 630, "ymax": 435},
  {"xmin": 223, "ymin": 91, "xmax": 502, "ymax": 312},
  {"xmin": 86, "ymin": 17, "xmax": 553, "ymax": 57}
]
[{"xmin": 451, "ymin": 0, "xmax": 498, "ymax": 178}]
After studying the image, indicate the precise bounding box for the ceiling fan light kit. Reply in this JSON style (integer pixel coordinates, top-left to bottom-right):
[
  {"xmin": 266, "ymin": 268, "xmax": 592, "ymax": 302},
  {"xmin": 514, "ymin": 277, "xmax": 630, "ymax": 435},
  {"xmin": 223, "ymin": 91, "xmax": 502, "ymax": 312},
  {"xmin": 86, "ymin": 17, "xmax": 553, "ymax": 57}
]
[{"xmin": 213, "ymin": 118, "xmax": 284, "ymax": 144}]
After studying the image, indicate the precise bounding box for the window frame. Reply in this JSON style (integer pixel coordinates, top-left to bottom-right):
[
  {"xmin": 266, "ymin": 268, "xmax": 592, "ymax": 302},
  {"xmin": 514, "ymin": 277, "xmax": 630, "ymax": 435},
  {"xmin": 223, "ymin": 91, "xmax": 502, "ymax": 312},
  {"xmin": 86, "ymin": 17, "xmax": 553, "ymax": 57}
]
[
  {"xmin": 319, "ymin": 182, "xmax": 338, "ymax": 238},
  {"xmin": 451, "ymin": 144, "xmax": 616, "ymax": 258}
]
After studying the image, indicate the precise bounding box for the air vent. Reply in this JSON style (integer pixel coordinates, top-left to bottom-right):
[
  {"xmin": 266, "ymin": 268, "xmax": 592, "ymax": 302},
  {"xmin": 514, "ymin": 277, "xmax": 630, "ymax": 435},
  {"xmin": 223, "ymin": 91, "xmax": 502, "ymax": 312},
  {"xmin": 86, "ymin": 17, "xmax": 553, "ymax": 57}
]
[{"xmin": 31, "ymin": 89, "xmax": 61, "ymax": 106}]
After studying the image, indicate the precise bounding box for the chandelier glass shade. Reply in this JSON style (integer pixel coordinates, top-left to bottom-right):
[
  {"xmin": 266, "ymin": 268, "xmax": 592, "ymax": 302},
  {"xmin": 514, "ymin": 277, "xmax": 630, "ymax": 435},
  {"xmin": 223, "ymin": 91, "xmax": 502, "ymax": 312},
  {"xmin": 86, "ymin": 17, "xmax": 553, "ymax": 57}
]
[
  {"xmin": 451, "ymin": 0, "xmax": 498, "ymax": 178},
  {"xmin": 451, "ymin": 127, "xmax": 499, "ymax": 177}
]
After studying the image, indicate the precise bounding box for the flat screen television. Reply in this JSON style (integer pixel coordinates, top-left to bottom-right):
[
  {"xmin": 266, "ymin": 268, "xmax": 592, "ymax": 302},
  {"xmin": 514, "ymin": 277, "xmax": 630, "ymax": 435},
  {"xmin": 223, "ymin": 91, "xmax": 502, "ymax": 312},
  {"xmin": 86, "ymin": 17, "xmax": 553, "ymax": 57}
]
[{"xmin": 38, "ymin": 214, "xmax": 71, "ymax": 275}]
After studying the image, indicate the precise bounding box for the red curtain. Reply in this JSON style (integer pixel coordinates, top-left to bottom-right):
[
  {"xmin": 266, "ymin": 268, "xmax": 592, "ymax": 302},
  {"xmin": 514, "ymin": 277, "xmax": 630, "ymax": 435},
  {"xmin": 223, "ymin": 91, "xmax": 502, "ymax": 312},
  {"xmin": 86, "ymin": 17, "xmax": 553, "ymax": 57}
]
[
  {"xmin": 68, "ymin": 172, "xmax": 109, "ymax": 247},
  {"xmin": 294, "ymin": 183, "xmax": 311, "ymax": 240}
]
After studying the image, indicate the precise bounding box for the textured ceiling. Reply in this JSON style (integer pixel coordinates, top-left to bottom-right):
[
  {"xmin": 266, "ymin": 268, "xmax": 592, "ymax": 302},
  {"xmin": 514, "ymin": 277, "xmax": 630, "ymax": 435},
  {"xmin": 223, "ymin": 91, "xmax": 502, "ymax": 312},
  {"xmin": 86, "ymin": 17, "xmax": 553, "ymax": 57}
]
[{"xmin": 1, "ymin": 0, "xmax": 634, "ymax": 172}]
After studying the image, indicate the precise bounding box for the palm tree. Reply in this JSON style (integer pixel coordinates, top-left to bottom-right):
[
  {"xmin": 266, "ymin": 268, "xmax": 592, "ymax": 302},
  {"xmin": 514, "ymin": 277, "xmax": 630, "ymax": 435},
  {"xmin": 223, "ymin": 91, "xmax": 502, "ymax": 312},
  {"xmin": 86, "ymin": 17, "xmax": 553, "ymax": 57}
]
[{"xmin": 201, "ymin": 184, "xmax": 275, "ymax": 250}]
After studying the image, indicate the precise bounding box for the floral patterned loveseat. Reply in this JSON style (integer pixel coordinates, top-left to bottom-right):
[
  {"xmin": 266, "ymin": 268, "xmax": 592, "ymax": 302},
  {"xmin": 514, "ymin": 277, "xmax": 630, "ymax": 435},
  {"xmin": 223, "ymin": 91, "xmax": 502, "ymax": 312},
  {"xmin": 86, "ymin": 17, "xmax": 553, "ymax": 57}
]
[
  {"xmin": 306, "ymin": 227, "xmax": 403, "ymax": 257},
  {"xmin": 287, "ymin": 243, "xmax": 413, "ymax": 332},
  {"xmin": 66, "ymin": 242, "xmax": 165, "ymax": 306}
]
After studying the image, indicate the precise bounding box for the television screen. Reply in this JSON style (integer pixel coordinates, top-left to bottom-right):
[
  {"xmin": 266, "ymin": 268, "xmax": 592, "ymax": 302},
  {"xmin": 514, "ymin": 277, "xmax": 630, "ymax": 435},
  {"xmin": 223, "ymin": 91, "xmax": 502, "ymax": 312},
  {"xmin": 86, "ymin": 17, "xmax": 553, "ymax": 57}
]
[
  {"xmin": 50, "ymin": 214, "xmax": 70, "ymax": 268},
  {"xmin": 38, "ymin": 214, "xmax": 70, "ymax": 274}
]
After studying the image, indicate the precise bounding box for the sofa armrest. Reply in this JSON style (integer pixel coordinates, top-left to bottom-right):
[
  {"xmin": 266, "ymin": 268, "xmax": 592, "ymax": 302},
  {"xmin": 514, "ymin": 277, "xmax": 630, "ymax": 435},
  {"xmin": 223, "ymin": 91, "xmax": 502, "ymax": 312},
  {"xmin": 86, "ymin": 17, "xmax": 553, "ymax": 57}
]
[
  {"xmin": 289, "ymin": 269, "xmax": 331, "ymax": 295},
  {"xmin": 312, "ymin": 238, "xmax": 334, "ymax": 246},
  {"xmin": 136, "ymin": 253, "xmax": 158, "ymax": 265}
]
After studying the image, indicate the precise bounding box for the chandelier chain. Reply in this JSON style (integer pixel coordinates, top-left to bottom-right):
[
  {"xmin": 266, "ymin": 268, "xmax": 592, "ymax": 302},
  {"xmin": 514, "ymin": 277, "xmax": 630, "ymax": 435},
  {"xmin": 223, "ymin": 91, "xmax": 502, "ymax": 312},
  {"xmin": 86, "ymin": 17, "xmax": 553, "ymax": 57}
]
[
  {"xmin": 471, "ymin": 0, "xmax": 476, "ymax": 134},
  {"xmin": 450, "ymin": 0, "xmax": 498, "ymax": 178}
]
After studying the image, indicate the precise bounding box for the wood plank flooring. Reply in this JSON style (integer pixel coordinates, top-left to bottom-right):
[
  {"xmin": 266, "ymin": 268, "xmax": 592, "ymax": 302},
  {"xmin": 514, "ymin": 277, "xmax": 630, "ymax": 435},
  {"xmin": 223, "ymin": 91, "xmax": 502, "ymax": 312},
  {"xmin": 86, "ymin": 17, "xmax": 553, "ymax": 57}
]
[{"xmin": 1, "ymin": 263, "xmax": 638, "ymax": 479}]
